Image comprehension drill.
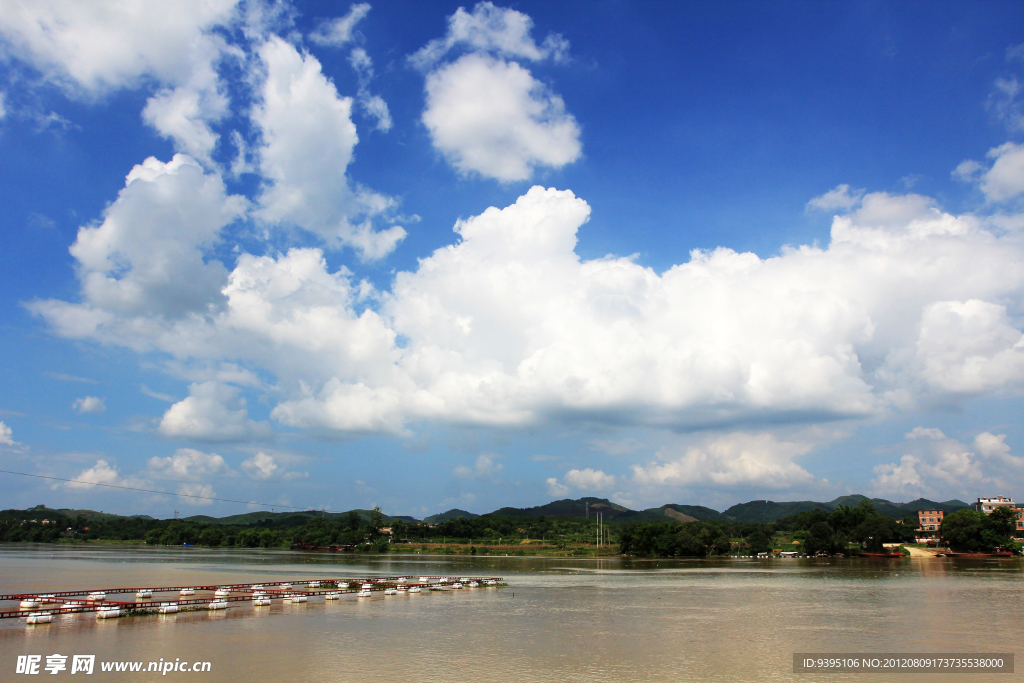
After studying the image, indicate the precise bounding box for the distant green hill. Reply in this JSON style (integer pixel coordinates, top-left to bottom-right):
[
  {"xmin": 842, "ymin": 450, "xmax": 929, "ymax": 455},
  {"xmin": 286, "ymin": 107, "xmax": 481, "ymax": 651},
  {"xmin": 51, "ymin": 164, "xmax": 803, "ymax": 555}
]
[
  {"xmin": 722, "ymin": 499, "xmax": 832, "ymax": 523},
  {"xmin": 488, "ymin": 497, "xmax": 632, "ymax": 520},
  {"xmin": 56, "ymin": 508, "xmax": 154, "ymax": 521},
  {"xmin": 0, "ymin": 506, "xmax": 156, "ymax": 522},
  {"xmin": 618, "ymin": 503, "xmax": 723, "ymax": 523},
  {"xmin": 17, "ymin": 494, "xmax": 975, "ymax": 528},
  {"xmin": 423, "ymin": 509, "xmax": 478, "ymax": 524},
  {"xmin": 183, "ymin": 508, "xmax": 413, "ymax": 526},
  {"xmin": 721, "ymin": 495, "xmax": 970, "ymax": 523}
]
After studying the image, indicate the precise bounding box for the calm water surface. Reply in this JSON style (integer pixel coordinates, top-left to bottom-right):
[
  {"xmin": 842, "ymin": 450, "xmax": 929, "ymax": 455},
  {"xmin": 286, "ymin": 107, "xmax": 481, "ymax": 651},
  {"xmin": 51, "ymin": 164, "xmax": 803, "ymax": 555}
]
[{"xmin": 1, "ymin": 545, "xmax": 1021, "ymax": 682}]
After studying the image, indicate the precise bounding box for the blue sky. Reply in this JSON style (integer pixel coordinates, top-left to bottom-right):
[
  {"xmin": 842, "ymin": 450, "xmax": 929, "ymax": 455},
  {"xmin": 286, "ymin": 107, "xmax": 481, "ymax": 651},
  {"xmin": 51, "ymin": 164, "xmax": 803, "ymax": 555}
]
[{"xmin": 2, "ymin": 1, "xmax": 1024, "ymax": 518}]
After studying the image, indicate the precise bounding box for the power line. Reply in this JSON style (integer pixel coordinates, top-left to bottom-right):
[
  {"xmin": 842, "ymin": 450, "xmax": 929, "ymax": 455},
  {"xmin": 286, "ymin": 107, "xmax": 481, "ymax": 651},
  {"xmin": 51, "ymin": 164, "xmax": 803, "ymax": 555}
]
[{"xmin": 0, "ymin": 469, "xmax": 344, "ymax": 514}]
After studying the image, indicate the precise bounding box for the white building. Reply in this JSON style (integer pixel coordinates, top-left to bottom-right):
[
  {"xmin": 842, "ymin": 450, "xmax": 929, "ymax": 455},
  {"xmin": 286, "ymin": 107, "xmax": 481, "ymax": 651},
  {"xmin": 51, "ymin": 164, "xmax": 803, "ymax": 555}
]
[{"xmin": 974, "ymin": 497, "xmax": 1016, "ymax": 514}]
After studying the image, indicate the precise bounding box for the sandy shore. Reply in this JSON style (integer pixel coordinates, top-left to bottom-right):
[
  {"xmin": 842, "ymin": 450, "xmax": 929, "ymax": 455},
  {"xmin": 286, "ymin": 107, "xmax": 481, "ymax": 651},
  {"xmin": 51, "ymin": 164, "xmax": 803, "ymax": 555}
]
[{"xmin": 903, "ymin": 545, "xmax": 948, "ymax": 557}]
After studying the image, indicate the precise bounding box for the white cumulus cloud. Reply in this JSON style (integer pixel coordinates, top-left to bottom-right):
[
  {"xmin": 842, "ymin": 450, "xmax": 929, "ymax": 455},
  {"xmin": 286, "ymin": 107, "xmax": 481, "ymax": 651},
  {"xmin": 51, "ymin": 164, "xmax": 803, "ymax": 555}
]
[
  {"xmin": 422, "ymin": 54, "xmax": 581, "ymax": 182},
  {"xmin": 252, "ymin": 37, "xmax": 405, "ymax": 259},
  {"xmin": 0, "ymin": 1, "xmax": 239, "ymax": 163},
  {"xmin": 35, "ymin": 154, "xmax": 246, "ymax": 322},
  {"xmin": 631, "ymin": 432, "xmax": 818, "ymax": 490},
  {"xmin": 29, "ymin": 177, "xmax": 1024, "ymax": 443},
  {"xmin": 563, "ymin": 468, "xmax": 616, "ymax": 492},
  {"xmin": 413, "ymin": 3, "xmax": 580, "ymax": 182},
  {"xmin": 807, "ymin": 184, "xmax": 865, "ymax": 212},
  {"xmin": 453, "ymin": 453, "xmax": 503, "ymax": 479},
  {"xmin": 159, "ymin": 381, "xmax": 272, "ymax": 442},
  {"xmin": 546, "ymin": 477, "xmax": 570, "ymax": 497},
  {"xmin": 72, "ymin": 396, "xmax": 106, "ymax": 415},
  {"xmin": 176, "ymin": 483, "xmax": 216, "ymax": 505},
  {"xmin": 0, "ymin": 0, "xmax": 239, "ymax": 96},
  {"xmin": 871, "ymin": 428, "xmax": 1024, "ymax": 499},
  {"xmin": 142, "ymin": 84, "xmax": 229, "ymax": 164},
  {"xmin": 954, "ymin": 142, "xmax": 1024, "ymax": 203},
  {"xmin": 0, "ymin": 421, "xmax": 15, "ymax": 446},
  {"xmin": 147, "ymin": 448, "xmax": 230, "ymax": 480},
  {"xmin": 410, "ymin": 1, "xmax": 568, "ymax": 69},
  {"xmin": 242, "ymin": 451, "xmax": 279, "ymax": 480},
  {"xmin": 63, "ymin": 459, "xmax": 147, "ymax": 490}
]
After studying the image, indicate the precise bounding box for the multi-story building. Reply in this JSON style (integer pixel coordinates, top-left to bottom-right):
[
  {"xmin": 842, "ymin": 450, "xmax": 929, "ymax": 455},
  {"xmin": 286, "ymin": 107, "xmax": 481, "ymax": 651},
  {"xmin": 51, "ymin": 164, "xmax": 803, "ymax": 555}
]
[
  {"xmin": 974, "ymin": 496, "xmax": 1016, "ymax": 513},
  {"xmin": 916, "ymin": 509, "xmax": 944, "ymax": 542},
  {"xmin": 973, "ymin": 497, "xmax": 1024, "ymax": 538}
]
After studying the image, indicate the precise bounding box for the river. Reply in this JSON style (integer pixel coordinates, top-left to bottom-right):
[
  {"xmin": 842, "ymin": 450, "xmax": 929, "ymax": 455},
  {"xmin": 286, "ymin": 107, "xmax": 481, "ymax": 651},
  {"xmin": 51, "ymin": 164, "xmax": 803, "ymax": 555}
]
[{"xmin": 1, "ymin": 545, "xmax": 1021, "ymax": 682}]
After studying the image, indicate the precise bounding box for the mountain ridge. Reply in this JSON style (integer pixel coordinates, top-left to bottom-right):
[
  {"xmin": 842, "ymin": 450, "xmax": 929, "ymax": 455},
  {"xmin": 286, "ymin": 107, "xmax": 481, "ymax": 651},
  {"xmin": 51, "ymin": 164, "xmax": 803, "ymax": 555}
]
[{"xmin": 14, "ymin": 495, "xmax": 973, "ymax": 525}]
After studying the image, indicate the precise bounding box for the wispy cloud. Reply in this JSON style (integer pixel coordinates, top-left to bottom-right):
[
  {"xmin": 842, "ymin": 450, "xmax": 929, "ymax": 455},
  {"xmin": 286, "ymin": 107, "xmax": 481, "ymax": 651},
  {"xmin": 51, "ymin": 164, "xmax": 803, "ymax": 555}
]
[
  {"xmin": 45, "ymin": 372, "xmax": 98, "ymax": 384},
  {"xmin": 140, "ymin": 384, "xmax": 176, "ymax": 402}
]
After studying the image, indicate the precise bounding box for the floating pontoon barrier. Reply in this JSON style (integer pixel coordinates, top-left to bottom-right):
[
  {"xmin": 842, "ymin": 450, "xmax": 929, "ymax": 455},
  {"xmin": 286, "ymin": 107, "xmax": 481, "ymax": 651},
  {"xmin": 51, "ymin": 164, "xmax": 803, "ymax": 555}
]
[
  {"xmin": 26, "ymin": 612, "xmax": 52, "ymax": 624},
  {"xmin": 0, "ymin": 575, "xmax": 506, "ymax": 625}
]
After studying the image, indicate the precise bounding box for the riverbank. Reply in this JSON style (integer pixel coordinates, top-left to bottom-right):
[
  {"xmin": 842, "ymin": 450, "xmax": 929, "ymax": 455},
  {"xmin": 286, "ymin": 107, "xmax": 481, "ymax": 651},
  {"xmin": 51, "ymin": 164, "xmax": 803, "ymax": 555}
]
[{"xmin": 903, "ymin": 545, "xmax": 949, "ymax": 557}]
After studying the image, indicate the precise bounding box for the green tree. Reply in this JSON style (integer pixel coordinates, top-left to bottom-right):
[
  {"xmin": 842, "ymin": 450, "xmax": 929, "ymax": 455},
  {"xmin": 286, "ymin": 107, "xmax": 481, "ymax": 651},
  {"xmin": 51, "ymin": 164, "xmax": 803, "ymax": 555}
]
[
  {"xmin": 941, "ymin": 510, "xmax": 990, "ymax": 551},
  {"xmin": 804, "ymin": 521, "xmax": 841, "ymax": 555},
  {"xmin": 368, "ymin": 506, "xmax": 384, "ymax": 539},
  {"xmin": 987, "ymin": 506, "xmax": 1017, "ymax": 539},
  {"xmin": 345, "ymin": 510, "xmax": 361, "ymax": 531},
  {"xmin": 746, "ymin": 530, "xmax": 772, "ymax": 555},
  {"xmin": 828, "ymin": 500, "xmax": 875, "ymax": 535},
  {"xmin": 198, "ymin": 527, "xmax": 223, "ymax": 547},
  {"xmin": 852, "ymin": 515, "xmax": 895, "ymax": 552}
]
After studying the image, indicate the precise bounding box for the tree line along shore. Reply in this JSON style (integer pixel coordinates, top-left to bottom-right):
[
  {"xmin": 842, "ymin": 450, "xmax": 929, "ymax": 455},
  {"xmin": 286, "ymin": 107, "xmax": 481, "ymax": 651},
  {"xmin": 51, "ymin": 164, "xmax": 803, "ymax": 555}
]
[{"xmin": 3, "ymin": 500, "xmax": 1018, "ymax": 556}]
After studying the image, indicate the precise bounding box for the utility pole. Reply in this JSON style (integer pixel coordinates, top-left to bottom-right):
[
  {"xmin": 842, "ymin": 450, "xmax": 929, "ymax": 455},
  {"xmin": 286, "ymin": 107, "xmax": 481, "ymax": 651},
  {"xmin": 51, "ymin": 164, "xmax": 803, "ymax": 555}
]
[{"xmin": 174, "ymin": 510, "xmax": 178, "ymax": 520}]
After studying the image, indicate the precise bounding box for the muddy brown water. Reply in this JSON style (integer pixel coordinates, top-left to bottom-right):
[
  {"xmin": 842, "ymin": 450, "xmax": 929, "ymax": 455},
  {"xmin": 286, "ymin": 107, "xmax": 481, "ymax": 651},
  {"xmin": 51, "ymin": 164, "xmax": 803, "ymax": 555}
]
[{"xmin": 1, "ymin": 545, "xmax": 1021, "ymax": 682}]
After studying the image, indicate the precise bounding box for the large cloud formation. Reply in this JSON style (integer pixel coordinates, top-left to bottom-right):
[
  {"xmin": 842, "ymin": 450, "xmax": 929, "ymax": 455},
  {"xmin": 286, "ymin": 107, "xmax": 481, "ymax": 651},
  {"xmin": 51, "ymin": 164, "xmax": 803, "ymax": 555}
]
[
  {"xmin": 31, "ymin": 182, "xmax": 1024, "ymax": 440},
  {"xmin": 413, "ymin": 2, "xmax": 581, "ymax": 181}
]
